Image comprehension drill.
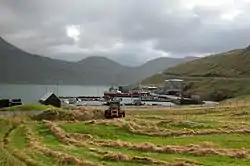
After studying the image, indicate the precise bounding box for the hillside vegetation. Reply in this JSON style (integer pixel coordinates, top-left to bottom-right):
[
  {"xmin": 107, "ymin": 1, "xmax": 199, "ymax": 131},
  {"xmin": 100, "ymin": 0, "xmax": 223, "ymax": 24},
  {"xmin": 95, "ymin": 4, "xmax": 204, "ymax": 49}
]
[
  {"xmin": 2, "ymin": 105, "xmax": 250, "ymax": 166},
  {"xmin": 143, "ymin": 45, "xmax": 250, "ymax": 101},
  {"xmin": 163, "ymin": 47, "xmax": 250, "ymax": 77}
]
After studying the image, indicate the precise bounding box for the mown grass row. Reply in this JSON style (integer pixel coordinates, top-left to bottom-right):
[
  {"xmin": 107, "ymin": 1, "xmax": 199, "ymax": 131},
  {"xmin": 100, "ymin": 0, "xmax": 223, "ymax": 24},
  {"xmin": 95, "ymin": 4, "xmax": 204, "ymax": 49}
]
[
  {"xmin": 2, "ymin": 105, "xmax": 250, "ymax": 165},
  {"xmin": 37, "ymin": 119, "xmax": 250, "ymax": 166},
  {"xmin": 0, "ymin": 117, "xmax": 27, "ymax": 166},
  {"xmin": 37, "ymin": 120, "xmax": 193, "ymax": 166},
  {"xmin": 56, "ymin": 119, "xmax": 250, "ymax": 150},
  {"xmin": 11, "ymin": 119, "xmax": 162, "ymax": 166},
  {"xmin": 0, "ymin": 116, "xmax": 72, "ymax": 166},
  {"xmin": 46, "ymin": 120, "xmax": 250, "ymax": 157}
]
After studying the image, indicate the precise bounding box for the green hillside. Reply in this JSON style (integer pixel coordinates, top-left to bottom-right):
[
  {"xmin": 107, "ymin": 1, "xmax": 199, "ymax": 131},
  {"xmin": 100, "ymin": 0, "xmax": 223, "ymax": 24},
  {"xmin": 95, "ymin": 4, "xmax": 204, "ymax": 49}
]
[
  {"xmin": 164, "ymin": 47, "xmax": 250, "ymax": 77},
  {"xmin": 142, "ymin": 45, "xmax": 250, "ymax": 101}
]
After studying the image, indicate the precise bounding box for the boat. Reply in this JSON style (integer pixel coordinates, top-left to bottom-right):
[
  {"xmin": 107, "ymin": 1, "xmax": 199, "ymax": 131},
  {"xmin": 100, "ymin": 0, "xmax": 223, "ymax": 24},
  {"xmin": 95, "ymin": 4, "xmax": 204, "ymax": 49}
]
[
  {"xmin": 103, "ymin": 85, "xmax": 150, "ymax": 99},
  {"xmin": 104, "ymin": 90, "xmax": 150, "ymax": 98},
  {"xmin": 68, "ymin": 98, "xmax": 77, "ymax": 104}
]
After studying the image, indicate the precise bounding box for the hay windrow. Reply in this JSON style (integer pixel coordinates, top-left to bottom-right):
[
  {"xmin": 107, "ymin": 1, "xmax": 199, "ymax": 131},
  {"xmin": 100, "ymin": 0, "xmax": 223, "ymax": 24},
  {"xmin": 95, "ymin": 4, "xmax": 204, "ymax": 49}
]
[
  {"xmin": 46, "ymin": 120, "xmax": 250, "ymax": 158},
  {"xmin": 30, "ymin": 120, "xmax": 188, "ymax": 166},
  {"xmin": 3, "ymin": 124, "xmax": 44, "ymax": 166},
  {"xmin": 22, "ymin": 123, "xmax": 102, "ymax": 166},
  {"xmin": 33, "ymin": 145, "xmax": 103, "ymax": 166},
  {"xmin": 80, "ymin": 118, "xmax": 250, "ymax": 137},
  {"xmin": 103, "ymin": 153, "xmax": 169, "ymax": 165},
  {"xmin": 91, "ymin": 139, "xmax": 249, "ymax": 158},
  {"xmin": 90, "ymin": 148, "xmax": 198, "ymax": 166},
  {"xmin": 110, "ymin": 119, "xmax": 250, "ymax": 137},
  {"xmin": 42, "ymin": 120, "xmax": 88, "ymax": 147},
  {"xmin": 2, "ymin": 105, "xmax": 250, "ymax": 166},
  {"xmin": 31, "ymin": 108, "xmax": 105, "ymax": 121}
]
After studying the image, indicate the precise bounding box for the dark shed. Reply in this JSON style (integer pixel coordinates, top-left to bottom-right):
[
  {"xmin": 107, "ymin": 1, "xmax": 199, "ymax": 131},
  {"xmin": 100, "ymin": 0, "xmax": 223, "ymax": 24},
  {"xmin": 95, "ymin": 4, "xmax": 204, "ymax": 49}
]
[
  {"xmin": 39, "ymin": 92, "xmax": 61, "ymax": 108},
  {"xmin": 0, "ymin": 99, "xmax": 10, "ymax": 108}
]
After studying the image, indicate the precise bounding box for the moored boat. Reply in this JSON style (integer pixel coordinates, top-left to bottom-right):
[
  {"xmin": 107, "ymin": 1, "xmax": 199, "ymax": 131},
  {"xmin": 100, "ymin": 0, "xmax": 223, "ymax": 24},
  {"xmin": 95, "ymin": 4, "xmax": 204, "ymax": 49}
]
[
  {"xmin": 104, "ymin": 91, "xmax": 150, "ymax": 98},
  {"xmin": 103, "ymin": 85, "xmax": 150, "ymax": 99}
]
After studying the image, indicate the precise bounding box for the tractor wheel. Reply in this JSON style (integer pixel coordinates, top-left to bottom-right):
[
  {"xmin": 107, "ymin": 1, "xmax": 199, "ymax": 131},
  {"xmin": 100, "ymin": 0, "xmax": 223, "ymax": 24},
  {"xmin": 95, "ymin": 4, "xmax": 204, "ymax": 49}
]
[
  {"xmin": 104, "ymin": 110, "xmax": 110, "ymax": 119},
  {"xmin": 119, "ymin": 112, "xmax": 125, "ymax": 118}
]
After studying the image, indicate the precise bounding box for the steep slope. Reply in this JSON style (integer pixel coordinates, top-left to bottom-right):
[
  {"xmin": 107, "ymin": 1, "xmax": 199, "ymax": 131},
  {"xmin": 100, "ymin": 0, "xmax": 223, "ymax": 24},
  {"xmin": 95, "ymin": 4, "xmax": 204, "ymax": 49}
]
[
  {"xmin": 0, "ymin": 37, "xmax": 86, "ymax": 84},
  {"xmin": 118, "ymin": 56, "xmax": 198, "ymax": 84},
  {"xmin": 163, "ymin": 48, "xmax": 250, "ymax": 77},
  {"xmin": 136, "ymin": 56, "xmax": 197, "ymax": 77},
  {"xmin": 0, "ymin": 37, "xmax": 196, "ymax": 85},
  {"xmin": 0, "ymin": 37, "xmax": 122, "ymax": 85},
  {"xmin": 142, "ymin": 45, "xmax": 250, "ymax": 101}
]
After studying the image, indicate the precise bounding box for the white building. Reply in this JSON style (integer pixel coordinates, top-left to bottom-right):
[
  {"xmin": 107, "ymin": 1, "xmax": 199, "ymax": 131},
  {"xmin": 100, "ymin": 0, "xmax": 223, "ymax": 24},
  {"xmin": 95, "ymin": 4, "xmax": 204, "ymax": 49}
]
[{"xmin": 164, "ymin": 79, "xmax": 184, "ymax": 94}]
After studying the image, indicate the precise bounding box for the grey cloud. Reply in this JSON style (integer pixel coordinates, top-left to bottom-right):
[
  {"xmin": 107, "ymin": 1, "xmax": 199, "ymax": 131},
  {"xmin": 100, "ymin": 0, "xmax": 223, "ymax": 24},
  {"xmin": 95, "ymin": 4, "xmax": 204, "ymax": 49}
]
[{"xmin": 1, "ymin": 0, "xmax": 250, "ymax": 66}]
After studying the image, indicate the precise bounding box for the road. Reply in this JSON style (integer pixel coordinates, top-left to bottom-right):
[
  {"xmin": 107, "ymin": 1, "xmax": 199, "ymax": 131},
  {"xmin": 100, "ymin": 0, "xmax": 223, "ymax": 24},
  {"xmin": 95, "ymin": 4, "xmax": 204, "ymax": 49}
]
[{"xmin": 163, "ymin": 75, "xmax": 250, "ymax": 81}]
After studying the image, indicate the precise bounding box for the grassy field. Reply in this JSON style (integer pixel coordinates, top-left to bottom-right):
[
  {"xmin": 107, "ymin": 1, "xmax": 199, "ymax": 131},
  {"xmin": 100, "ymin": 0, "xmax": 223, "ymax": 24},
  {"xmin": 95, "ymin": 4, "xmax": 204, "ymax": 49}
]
[{"xmin": 1, "ymin": 105, "xmax": 250, "ymax": 166}]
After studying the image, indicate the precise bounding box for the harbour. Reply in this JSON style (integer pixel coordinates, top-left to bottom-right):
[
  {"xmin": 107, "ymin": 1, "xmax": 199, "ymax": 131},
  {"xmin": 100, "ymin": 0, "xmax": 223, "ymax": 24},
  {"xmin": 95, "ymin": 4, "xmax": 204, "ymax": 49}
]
[
  {"xmin": 0, "ymin": 79, "xmax": 218, "ymax": 109},
  {"xmin": 57, "ymin": 79, "xmax": 214, "ymax": 107}
]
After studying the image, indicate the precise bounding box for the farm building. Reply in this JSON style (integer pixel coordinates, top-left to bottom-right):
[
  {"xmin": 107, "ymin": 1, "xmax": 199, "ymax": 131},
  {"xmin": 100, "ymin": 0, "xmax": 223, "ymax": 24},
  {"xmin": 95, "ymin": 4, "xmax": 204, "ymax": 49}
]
[
  {"xmin": 39, "ymin": 92, "xmax": 61, "ymax": 108},
  {"xmin": 0, "ymin": 99, "xmax": 10, "ymax": 108}
]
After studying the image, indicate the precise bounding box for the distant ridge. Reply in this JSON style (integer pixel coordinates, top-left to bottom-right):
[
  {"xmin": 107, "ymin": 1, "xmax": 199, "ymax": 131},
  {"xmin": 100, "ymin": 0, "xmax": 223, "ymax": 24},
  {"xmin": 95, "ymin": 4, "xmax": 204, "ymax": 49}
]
[{"xmin": 0, "ymin": 37, "xmax": 197, "ymax": 85}]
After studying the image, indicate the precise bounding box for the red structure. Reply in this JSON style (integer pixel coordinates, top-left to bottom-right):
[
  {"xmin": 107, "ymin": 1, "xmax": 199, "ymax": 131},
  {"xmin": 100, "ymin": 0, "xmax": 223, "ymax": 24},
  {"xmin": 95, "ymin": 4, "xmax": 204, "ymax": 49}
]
[
  {"xmin": 104, "ymin": 91, "xmax": 150, "ymax": 98},
  {"xmin": 103, "ymin": 85, "xmax": 150, "ymax": 100}
]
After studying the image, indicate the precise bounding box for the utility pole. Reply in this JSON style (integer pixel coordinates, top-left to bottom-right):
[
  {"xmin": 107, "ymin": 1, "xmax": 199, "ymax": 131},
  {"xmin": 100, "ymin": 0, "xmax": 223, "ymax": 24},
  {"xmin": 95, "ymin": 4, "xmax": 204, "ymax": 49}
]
[
  {"xmin": 56, "ymin": 83, "xmax": 59, "ymax": 96},
  {"xmin": 180, "ymin": 80, "xmax": 184, "ymax": 100}
]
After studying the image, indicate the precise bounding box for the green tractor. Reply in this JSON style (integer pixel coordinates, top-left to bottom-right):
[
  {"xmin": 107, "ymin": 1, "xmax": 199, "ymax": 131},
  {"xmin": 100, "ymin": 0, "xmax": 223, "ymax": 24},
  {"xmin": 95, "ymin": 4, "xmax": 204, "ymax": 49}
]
[{"xmin": 104, "ymin": 100, "xmax": 125, "ymax": 119}]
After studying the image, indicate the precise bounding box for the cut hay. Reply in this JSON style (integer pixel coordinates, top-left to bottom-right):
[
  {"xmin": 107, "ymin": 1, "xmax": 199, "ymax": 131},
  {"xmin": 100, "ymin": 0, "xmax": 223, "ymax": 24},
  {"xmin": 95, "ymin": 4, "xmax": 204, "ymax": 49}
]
[
  {"xmin": 84, "ymin": 118, "xmax": 250, "ymax": 138},
  {"xmin": 91, "ymin": 139, "xmax": 250, "ymax": 158},
  {"xmin": 34, "ymin": 145, "xmax": 102, "ymax": 166},
  {"xmin": 45, "ymin": 121, "xmax": 250, "ymax": 158},
  {"xmin": 90, "ymin": 148, "xmax": 198, "ymax": 166},
  {"xmin": 31, "ymin": 108, "xmax": 105, "ymax": 121},
  {"xmin": 21, "ymin": 123, "xmax": 101, "ymax": 166},
  {"xmin": 3, "ymin": 124, "xmax": 44, "ymax": 166},
  {"xmin": 42, "ymin": 120, "xmax": 87, "ymax": 147}
]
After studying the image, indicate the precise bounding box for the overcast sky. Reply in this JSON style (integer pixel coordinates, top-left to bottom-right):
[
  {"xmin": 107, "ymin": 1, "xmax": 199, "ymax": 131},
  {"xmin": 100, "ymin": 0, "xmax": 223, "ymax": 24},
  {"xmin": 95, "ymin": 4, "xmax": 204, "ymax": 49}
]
[{"xmin": 1, "ymin": 0, "xmax": 250, "ymax": 66}]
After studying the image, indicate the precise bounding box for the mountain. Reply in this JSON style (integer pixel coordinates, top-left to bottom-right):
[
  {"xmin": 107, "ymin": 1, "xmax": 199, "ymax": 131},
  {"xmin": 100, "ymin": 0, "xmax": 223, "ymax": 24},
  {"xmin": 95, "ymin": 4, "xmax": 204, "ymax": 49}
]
[
  {"xmin": 142, "ymin": 45, "xmax": 250, "ymax": 101},
  {"xmin": 117, "ymin": 56, "xmax": 198, "ymax": 84},
  {"xmin": 0, "ymin": 37, "xmax": 86, "ymax": 84},
  {"xmin": 0, "ymin": 37, "xmax": 196, "ymax": 85},
  {"xmin": 78, "ymin": 56, "xmax": 129, "ymax": 74},
  {"xmin": 134, "ymin": 56, "xmax": 197, "ymax": 77}
]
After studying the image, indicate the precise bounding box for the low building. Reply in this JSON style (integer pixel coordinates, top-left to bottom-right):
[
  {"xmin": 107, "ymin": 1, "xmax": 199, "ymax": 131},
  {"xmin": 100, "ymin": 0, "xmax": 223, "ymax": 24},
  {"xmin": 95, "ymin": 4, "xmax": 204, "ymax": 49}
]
[
  {"xmin": 164, "ymin": 79, "xmax": 184, "ymax": 95},
  {"xmin": 39, "ymin": 92, "xmax": 61, "ymax": 108},
  {"xmin": 0, "ymin": 99, "xmax": 10, "ymax": 108}
]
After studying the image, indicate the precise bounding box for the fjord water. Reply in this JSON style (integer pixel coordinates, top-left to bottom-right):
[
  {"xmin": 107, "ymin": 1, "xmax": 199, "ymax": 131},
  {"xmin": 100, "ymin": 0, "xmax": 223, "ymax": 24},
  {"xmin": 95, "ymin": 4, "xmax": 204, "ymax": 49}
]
[{"xmin": 0, "ymin": 84, "xmax": 109, "ymax": 103}]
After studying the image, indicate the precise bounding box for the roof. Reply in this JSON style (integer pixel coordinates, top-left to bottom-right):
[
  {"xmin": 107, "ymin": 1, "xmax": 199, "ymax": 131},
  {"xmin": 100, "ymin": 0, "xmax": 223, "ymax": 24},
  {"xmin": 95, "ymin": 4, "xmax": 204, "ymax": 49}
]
[{"xmin": 40, "ymin": 92, "xmax": 55, "ymax": 101}]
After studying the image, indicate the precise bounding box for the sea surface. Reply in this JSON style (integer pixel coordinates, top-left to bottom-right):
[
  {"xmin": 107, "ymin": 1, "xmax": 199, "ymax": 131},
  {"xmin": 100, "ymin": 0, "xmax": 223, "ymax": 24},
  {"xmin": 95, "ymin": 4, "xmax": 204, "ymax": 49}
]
[{"xmin": 0, "ymin": 84, "xmax": 109, "ymax": 103}]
